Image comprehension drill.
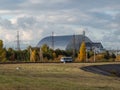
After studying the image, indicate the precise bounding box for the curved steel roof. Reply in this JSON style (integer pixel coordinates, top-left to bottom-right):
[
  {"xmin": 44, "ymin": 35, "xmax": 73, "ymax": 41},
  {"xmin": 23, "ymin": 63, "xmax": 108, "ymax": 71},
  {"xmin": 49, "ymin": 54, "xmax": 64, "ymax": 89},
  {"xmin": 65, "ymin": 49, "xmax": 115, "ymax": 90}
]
[{"xmin": 37, "ymin": 35, "xmax": 92, "ymax": 50}]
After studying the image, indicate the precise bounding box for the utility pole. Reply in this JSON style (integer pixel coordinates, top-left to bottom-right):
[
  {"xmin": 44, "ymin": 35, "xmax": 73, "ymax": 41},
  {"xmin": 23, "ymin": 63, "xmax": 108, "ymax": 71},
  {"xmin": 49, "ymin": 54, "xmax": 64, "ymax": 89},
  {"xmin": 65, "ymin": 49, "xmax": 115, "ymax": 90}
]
[
  {"xmin": 82, "ymin": 30, "xmax": 87, "ymax": 62},
  {"xmin": 93, "ymin": 47, "xmax": 96, "ymax": 62},
  {"xmin": 30, "ymin": 48, "xmax": 32, "ymax": 61},
  {"xmin": 82, "ymin": 30, "xmax": 85, "ymax": 41},
  {"xmin": 86, "ymin": 49, "xmax": 88, "ymax": 62},
  {"xmin": 16, "ymin": 30, "xmax": 20, "ymax": 50},
  {"xmin": 73, "ymin": 34, "xmax": 76, "ymax": 60},
  {"xmin": 39, "ymin": 47, "xmax": 43, "ymax": 61},
  {"xmin": 51, "ymin": 32, "xmax": 54, "ymax": 50}
]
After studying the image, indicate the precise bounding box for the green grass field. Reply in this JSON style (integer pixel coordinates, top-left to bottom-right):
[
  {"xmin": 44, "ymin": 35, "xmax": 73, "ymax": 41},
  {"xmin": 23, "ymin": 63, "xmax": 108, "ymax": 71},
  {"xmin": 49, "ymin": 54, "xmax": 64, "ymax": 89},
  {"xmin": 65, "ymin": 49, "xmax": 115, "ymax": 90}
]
[{"xmin": 0, "ymin": 62, "xmax": 120, "ymax": 90}]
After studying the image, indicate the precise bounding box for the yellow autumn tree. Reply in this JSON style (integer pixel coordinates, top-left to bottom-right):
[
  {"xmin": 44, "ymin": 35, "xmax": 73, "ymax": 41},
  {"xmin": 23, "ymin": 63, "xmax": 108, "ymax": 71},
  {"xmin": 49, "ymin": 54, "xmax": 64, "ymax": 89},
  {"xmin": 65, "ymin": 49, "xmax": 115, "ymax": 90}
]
[
  {"xmin": 30, "ymin": 50, "xmax": 36, "ymax": 62},
  {"xmin": 41, "ymin": 44, "xmax": 49, "ymax": 53},
  {"xmin": 52, "ymin": 52, "xmax": 56, "ymax": 60},
  {"xmin": 78, "ymin": 41, "xmax": 86, "ymax": 62},
  {"xmin": 0, "ymin": 40, "xmax": 6, "ymax": 62}
]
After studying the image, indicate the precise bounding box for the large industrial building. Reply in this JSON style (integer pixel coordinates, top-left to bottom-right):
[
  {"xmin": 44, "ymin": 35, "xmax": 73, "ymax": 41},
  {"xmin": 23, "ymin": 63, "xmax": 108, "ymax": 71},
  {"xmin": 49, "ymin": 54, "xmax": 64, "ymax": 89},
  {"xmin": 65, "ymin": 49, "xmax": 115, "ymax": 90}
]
[{"xmin": 37, "ymin": 34, "xmax": 104, "ymax": 53}]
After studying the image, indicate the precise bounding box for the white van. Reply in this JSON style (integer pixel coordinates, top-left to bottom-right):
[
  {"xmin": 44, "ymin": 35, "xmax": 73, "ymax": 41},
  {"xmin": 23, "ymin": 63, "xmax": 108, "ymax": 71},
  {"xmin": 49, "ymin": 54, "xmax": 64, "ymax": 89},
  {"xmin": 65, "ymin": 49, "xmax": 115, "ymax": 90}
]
[{"xmin": 60, "ymin": 57, "xmax": 73, "ymax": 63}]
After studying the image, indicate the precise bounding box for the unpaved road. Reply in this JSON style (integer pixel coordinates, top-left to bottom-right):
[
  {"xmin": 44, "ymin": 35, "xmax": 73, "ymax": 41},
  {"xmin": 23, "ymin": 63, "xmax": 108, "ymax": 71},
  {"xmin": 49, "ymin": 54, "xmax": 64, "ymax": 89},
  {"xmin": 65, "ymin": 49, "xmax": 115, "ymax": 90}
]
[{"xmin": 81, "ymin": 64, "xmax": 120, "ymax": 77}]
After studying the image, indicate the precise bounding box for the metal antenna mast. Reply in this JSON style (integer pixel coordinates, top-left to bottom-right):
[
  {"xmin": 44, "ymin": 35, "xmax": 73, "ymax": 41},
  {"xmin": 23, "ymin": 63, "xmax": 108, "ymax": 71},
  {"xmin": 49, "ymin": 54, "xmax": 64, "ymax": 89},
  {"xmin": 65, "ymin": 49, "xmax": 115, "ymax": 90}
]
[
  {"xmin": 83, "ymin": 30, "xmax": 85, "ymax": 41},
  {"xmin": 52, "ymin": 32, "xmax": 54, "ymax": 50},
  {"xmin": 17, "ymin": 30, "xmax": 20, "ymax": 50},
  {"xmin": 73, "ymin": 34, "xmax": 76, "ymax": 60}
]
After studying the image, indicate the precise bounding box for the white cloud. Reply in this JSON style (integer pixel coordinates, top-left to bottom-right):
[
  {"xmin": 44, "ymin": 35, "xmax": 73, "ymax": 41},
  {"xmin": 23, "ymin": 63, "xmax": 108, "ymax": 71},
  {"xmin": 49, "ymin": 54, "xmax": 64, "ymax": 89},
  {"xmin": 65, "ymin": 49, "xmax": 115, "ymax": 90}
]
[
  {"xmin": 0, "ymin": 10, "xmax": 11, "ymax": 14},
  {"xmin": 74, "ymin": 27, "xmax": 86, "ymax": 35},
  {"xmin": 0, "ymin": 29, "xmax": 16, "ymax": 46},
  {"xmin": 21, "ymin": 30, "xmax": 33, "ymax": 41}
]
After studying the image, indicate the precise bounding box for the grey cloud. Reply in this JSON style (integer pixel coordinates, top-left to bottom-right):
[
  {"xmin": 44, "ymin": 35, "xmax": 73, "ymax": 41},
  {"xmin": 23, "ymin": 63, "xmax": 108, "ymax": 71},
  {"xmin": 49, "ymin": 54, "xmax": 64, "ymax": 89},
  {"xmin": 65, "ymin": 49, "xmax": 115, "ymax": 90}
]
[
  {"xmin": 114, "ymin": 14, "xmax": 120, "ymax": 23},
  {"xmin": 0, "ymin": 17, "xmax": 16, "ymax": 29},
  {"xmin": 0, "ymin": 0, "xmax": 119, "ymax": 13},
  {"xmin": 17, "ymin": 16, "xmax": 39, "ymax": 29},
  {"xmin": 113, "ymin": 30, "xmax": 120, "ymax": 36},
  {"xmin": 101, "ymin": 29, "xmax": 120, "ymax": 49},
  {"xmin": 0, "ymin": 0, "xmax": 25, "ymax": 10},
  {"xmin": 89, "ymin": 12, "xmax": 112, "ymax": 21}
]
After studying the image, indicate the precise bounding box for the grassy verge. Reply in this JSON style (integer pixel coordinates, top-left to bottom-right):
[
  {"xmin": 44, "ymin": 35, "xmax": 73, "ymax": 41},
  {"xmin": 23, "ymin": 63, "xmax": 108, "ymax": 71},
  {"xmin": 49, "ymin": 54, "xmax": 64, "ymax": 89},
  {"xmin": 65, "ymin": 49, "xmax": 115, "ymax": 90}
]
[{"xmin": 0, "ymin": 63, "xmax": 120, "ymax": 90}]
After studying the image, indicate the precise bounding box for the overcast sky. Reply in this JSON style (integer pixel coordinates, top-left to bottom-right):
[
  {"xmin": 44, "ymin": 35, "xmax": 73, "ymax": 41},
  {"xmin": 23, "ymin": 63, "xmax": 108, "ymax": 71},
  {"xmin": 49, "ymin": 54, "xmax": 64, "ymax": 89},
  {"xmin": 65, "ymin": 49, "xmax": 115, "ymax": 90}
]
[{"xmin": 0, "ymin": 0, "xmax": 120, "ymax": 49}]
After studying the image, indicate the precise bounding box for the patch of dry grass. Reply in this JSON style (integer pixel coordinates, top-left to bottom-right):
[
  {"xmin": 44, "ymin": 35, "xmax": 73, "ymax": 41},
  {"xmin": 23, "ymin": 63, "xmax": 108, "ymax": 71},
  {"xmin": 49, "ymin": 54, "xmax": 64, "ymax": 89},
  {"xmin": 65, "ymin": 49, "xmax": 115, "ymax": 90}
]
[{"xmin": 0, "ymin": 62, "xmax": 120, "ymax": 90}]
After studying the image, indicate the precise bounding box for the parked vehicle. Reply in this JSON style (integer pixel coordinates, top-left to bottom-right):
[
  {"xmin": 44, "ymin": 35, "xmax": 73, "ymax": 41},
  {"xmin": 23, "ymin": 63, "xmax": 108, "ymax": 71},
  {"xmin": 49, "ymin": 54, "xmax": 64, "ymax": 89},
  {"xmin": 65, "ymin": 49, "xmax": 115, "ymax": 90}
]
[{"xmin": 60, "ymin": 57, "xmax": 73, "ymax": 63}]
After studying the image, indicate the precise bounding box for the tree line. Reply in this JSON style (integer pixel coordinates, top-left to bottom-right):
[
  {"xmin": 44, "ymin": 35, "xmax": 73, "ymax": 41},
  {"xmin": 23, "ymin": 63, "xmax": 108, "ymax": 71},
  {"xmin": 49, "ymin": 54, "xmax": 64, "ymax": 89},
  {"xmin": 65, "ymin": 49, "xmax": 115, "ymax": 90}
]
[
  {"xmin": 0, "ymin": 40, "xmax": 75, "ymax": 62},
  {"xmin": 0, "ymin": 39, "xmax": 118, "ymax": 63}
]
